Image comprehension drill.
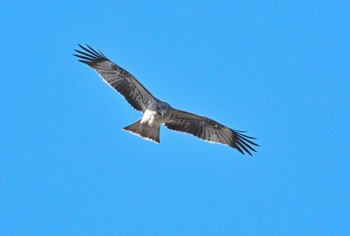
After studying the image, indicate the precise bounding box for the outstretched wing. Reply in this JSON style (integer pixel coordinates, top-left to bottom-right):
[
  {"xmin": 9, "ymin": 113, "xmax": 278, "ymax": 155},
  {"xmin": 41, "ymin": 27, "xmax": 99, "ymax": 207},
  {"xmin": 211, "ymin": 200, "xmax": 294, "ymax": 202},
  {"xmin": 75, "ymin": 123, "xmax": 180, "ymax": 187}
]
[
  {"xmin": 74, "ymin": 44, "xmax": 156, "ymax": 112},
  {"xmin": 165, "ymin": 109, "xmax": 258, "ymax": 155}
]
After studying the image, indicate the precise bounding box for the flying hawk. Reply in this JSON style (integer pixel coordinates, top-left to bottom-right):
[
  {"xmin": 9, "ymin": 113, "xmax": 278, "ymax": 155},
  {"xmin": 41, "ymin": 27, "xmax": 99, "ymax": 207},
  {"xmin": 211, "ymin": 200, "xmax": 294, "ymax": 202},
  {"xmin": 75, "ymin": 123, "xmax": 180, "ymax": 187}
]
[{"xmin": 74, "ymin": 44, "xmax": 258, "ymax": 155}]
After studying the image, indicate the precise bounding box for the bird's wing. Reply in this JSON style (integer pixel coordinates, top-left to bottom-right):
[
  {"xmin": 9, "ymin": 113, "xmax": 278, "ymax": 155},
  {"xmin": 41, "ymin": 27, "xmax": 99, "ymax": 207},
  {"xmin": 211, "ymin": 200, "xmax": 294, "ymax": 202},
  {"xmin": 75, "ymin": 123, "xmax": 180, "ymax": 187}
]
[
  {"xmin": 74, "ymin": 44, "xmax": 156, "ymax": 112},
  {"xmin": 165, "ymin": 108, "xmax": 258, "ymax": 155}
]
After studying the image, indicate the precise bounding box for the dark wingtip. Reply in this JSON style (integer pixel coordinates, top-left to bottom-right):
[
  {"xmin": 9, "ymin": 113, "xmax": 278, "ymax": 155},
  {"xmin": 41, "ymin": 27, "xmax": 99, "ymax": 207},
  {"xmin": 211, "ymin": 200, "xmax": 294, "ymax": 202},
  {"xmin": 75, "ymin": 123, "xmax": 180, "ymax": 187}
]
[
  {"xmin": 78, "ymin": 43, "xmax": 88, "ymax": 50},
  {"xmin": 232, "ymin": 130, "xmax": 259, "ymax": 156},
  {"xmin": 73, "ymin": 43, "xmax": 109, "ymax": 65}
]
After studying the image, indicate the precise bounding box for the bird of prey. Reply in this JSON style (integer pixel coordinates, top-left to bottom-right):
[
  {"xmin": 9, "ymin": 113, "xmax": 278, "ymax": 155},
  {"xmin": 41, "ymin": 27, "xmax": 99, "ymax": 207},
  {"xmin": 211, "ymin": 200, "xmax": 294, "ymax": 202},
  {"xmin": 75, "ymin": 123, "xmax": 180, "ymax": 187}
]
[{"xmin": 74, "ymin": 44, "xmax": 258, "ymax": 155}]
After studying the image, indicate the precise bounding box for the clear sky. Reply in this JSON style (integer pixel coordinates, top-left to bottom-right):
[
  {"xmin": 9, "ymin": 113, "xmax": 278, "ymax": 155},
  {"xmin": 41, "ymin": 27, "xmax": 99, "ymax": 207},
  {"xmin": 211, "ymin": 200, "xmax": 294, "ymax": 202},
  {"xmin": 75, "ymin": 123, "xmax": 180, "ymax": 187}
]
[{"xmin": 1, "ymin": 1, "xmax": 349, "ymax": 235}]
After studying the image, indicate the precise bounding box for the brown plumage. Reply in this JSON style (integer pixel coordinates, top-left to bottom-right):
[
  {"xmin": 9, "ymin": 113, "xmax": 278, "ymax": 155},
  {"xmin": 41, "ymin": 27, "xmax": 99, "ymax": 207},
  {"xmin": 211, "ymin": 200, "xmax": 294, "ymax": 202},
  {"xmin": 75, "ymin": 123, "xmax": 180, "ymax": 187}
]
[{"xmin": 74, "ymin": 44, "xmax": 259, "ymax": 155}]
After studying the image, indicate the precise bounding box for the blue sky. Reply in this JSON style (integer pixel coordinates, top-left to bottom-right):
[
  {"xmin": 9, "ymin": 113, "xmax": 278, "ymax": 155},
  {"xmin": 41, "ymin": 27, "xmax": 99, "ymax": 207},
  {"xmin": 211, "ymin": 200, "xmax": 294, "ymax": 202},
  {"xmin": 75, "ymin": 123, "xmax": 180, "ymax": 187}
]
[{"xmin": 1, "ymin": 1, "xmax": 349, "ymax": 235}]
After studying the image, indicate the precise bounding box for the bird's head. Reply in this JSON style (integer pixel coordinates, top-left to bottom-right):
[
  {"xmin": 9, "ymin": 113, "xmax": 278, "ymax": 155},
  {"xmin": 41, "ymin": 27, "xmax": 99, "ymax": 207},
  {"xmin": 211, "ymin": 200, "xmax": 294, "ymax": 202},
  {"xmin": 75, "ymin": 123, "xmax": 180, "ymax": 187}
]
[{"xmin": 157, "ymin": 101, "xmax": 170, "ymax": 117}]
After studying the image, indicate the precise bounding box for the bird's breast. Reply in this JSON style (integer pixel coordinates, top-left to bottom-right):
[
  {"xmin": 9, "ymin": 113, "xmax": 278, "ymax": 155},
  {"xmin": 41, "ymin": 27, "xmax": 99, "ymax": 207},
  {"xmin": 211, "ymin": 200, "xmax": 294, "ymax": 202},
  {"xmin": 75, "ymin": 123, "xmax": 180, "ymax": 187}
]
[{"xmin": 141, "ymin": 108, "xmax": 170, "ymax": 126}]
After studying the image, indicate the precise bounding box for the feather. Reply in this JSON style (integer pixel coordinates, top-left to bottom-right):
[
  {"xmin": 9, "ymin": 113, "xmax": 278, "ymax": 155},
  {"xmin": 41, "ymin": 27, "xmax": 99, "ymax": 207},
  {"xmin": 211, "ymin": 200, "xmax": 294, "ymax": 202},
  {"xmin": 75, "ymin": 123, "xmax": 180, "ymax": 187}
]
[
  {"xmin": 74, "ymin": 44, "xmax": 155, "ymax": 112},
  {"xmin": 165, "ymin": 109, "xmax": 259, "ymax": 155},
  {"xmin": 74, "ymin": 44, "xmax": 259, "ymax": 156}
]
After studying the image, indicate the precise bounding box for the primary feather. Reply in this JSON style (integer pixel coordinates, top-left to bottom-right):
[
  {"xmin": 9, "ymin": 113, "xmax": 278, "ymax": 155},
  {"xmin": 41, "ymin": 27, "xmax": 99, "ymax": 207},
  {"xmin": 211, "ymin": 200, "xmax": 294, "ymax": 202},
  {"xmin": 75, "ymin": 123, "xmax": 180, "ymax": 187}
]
[{"xmin": 74, "ymin": 44, "xmax": 259, "ymax": 155}]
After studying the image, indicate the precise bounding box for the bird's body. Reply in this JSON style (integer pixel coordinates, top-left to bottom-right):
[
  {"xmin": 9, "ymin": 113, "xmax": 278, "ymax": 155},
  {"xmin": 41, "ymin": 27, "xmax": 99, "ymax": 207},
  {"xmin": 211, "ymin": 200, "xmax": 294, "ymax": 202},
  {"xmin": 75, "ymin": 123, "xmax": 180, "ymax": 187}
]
[
  {"xmin": 141, "ymin": 100, "xmax": 171, "ymax": 126},
  {"xmin": 74, "ymin": 44, "xmax": 258, "ymax": 155}
]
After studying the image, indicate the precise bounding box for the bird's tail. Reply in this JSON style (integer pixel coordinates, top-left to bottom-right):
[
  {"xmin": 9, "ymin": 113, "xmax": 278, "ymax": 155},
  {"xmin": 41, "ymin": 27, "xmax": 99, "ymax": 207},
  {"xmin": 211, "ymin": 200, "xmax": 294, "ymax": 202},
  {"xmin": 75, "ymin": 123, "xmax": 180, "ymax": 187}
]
[{"xmin": 123, "ymin": 119, "xmax": 160, "ymax": 143}]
